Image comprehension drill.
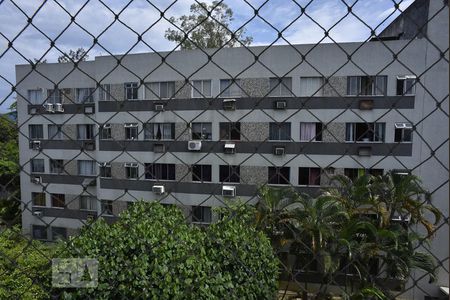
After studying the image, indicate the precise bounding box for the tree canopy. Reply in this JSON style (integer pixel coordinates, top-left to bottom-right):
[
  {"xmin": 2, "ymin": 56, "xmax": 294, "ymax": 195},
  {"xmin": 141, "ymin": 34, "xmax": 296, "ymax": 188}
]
[
  {"xmin": 165, "ymin": 1, "xmax": 252, "ymax": 50},
  {"xmin": 57, "ymin": 48, "xmax": 89, "ymax": 63}
]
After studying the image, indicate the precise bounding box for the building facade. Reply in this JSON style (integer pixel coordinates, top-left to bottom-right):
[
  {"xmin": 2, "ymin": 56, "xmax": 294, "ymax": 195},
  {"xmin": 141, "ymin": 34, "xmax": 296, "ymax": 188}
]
[{"xmin": 16, "ymin": 0, "xmax": 448, "ymax": 297}]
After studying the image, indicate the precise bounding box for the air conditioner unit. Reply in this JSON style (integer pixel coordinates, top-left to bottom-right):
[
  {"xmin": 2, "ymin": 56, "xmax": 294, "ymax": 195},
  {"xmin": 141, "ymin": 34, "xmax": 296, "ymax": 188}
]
[
  {"xmin": 84, "ymin": 106, "xmax": 94, "ymax": 114},
  {"xmin": 223, "ymin": 99, "xmax": 236, "ymax": 111},
  {"xmin": 30, "ymin": 140, "xmax": 41, "ymax": 150},
  {"xmin": 152, "ymin": 185, "xmax": 165, "ymax": 195},
  {"xmin": 44, "ymin": 103, "xmax": 54, "ymax": 112},
  {"xmin": 154, "ymin": 104, "xmax": 165, "ymax": 111},
  {"xmin": 224, "ymin": 143, "xmax": 235, "ymax": 154},
  {"xmin": 275, "ymin": 100, "xmax": 287, "ymax": 109},
  {"xmin": 188, "ymin": 140, "xmax": 202, "ymax": 151},
  {"xmin": 33, "ymin": 211, "xmax": 42, "ymax": 217},
  {"xmin": 31, "ymin": 176, "xmax": 41, "ymax": 184},
  {"xmin": 29, "ymin": 107, "xmax": 38, "ymax": 115},
  {"xmin": 54, "ymin": 103, "xmax": 64, "ymax": 112},
  {"xmin": 83, "ymin": 140, "xmax": 96, "ymax": 151},
  {"xmin": 222, "ymin": 185, "xmax": 236, "ymax": 197},
  {"xmin": 274, "ymin": 147, "xmax": 285, "ymax": 156}
]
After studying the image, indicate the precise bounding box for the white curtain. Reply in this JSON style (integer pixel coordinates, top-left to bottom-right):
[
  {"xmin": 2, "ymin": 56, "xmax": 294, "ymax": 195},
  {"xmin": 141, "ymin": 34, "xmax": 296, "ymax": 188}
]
[
  {"xmin": 78, "ymin": 160, "xmax": 95, "ymax": 175},
  {"xmin": 300, "ymin": 77, "xmax": 323, "ymax": 96},
  {"xmin": 28, "ymin": 90, "xmax": 43, "ymax": 104},
  {"xmin": 77, "ymin": 125, "xmax": 86, "ymax": 140},
  {"xmin": 300, "ymin": 123, "xmax": 316, "ymax": 141}
]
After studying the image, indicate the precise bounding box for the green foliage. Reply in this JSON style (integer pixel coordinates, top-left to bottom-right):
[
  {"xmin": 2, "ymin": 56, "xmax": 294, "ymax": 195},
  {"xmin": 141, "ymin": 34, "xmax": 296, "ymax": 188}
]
[
  {"xmin": 59, "ymin": 201, "xmax": 278, "ymax": 299},
  {"xmin": 0, "ymin": 227, "xmax": 53, "ymax": 299},
  {"xmin": 165, "ymin": 1, "xmax": 252, "ymax": 49}
]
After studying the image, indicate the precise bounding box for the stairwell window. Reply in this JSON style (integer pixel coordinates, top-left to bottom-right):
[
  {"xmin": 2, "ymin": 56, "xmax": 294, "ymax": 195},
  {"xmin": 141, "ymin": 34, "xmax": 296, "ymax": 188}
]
[
  {"xmin": 345, "ymin": 122, "xmax": 385, "ymax": 142},
  {"xmin": 347, "ymin": 76, "xmax": 387, "ymax": 96},
  {"xmin": 192, "ymin": 80, "xmax": 212, "ymax": 98},
  {"xmin": 144, "ymin": 123, "xmax": 175, "ymax": 140},
  {"xmin": 269, "ymin": 77, "xmax": 293, "ymax": 97},
  {"xmin": 396, "ymin": 76, "xmax": 416, "ymax": 96},
  {"xmin": 394, "ymin": 123, "xmax": 413, "ymax": 142},
  {"xmin": 124, "ymin": 82, "xmax": 139, "ymax": 100},
  {"xmin": 220, "ymin": 79, "xmax": 242, "ymax": 97},
  {"xmin": 299, "ymin": 122, "xmax": 323, "ymax": 141},
  {"xmin": 124, "ymin": 123, "xmax": 138, "ymax": 140},
  {"xmin": 125, "ymin": 163, "xmax": 139, "ymax": 179}
]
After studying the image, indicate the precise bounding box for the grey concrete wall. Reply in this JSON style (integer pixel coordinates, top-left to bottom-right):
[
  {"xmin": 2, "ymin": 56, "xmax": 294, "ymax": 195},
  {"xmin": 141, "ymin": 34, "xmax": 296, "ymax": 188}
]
[
  {"xmin": 323, "ymin": 123, "xmax": 346, "ymax": 143},
  {"xmin": 241, "ymin": 122, "xmax": 269, "ymax": 141},
  {"xmin": 175, "ymin": 164, "xmax": 190, "ymax": 182},
  {"xmin": 112, "ymin": 200, "xmax": 128, "ymax": 216},
  {"xmin": 175, "ymin": 81, "xmax": 191, "ymax": 99},
  {"xmin": 111, "ymin": 162, "xmax": 125, "ymax": 179},
  {"xmin": 323, "ymin": 76, "xmax": 347, "ymax": 97},
  {"xmin": 240, "ymin": 166, "xmax": 267, "ymax": 185},
  {"xmin": 175, "ymin": 123, "xmax": 191, "ymax": 141},
  {"xmin": 66, "ymin": 195, "xmax": 79, "ymax": 210},
  {"xmin": 64, "ymin": 160, "xmax": 77, "ymax": 175},
  {"xmin": 241, "ymin": 78, "xmax": 270, "ymax": 97},
  {"xmin": 62, "ymin": 124, "xmax": 77, "ymax": 140},
  {"xmin": 111, "ymin": 123, "xmax": 125, "ymax": 140},
  {"xmin": 110, "ymin": 84, "xmax": 123, "ymax": 101}
]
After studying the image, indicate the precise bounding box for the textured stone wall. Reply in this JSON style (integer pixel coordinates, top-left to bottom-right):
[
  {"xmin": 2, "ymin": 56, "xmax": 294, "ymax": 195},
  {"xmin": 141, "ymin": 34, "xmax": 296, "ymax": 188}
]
[
  {"xmin": 110, "ymin": 84, "xmax": 124, "ymax": 101},
  {"xmin": 62, "ymin": 124, "xmax": 77, "ymax": 140},
  {"xmin": 241, "ymin": 78, "xmax": 270, "ymax": 97},
  {"xmin": 323, "ymin": 76, "xmax": 347, "ymax": 97},
  {"xmin": 240, "ymin": 122, "xmax": 269, "ymax": 141},
  {"xmin": 61, "ymin": 88, "xmax": 74, "ymax": 104},
  {"xmin": 175, "ymin": 164, "xmax": 190, "ymax": 182},
  {"xmin": 64, "ymin": 160, "xmax": 78, "ymax": 175},
  {"xmin": 323, "ymin": 123, "xmax": 346, "ymax": 143},
  {"xmin": 175, "ymin": 81, "xmax": 191, "ymax": 99},
  {"xmin": 66, "ymin": 195, "xmax": 79, "ymax": 210},
  {"xmin": 175, "ymin": 123, "xmax": 191, "ymax": 141},
  {"xmin": 111, "ymin": 123, "xmax": 125, "ymax": 140},
  {"xmin": 112, "ymin": 200, "xmax": 128, "ymax": 216},
  {"xmin": 240, "ymin": 166, "xmax": 268, "ymax": 185},
  {"xmin": 111, "ymin": 162, "xmax": 125, "ymax": 179}
]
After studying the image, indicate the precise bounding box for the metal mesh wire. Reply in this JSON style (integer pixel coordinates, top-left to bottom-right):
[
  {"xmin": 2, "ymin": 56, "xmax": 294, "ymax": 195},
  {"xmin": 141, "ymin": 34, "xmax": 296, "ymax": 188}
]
[{"xmin": 0, "ymin": 0, "xmax": 448, "ymax": 299}]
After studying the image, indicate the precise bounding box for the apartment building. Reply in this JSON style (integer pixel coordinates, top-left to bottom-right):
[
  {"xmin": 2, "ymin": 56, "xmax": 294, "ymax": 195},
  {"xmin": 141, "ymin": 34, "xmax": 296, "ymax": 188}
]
[{"xmin": 16, "ymin": 0, "xmax": 448, "ymax": 297}]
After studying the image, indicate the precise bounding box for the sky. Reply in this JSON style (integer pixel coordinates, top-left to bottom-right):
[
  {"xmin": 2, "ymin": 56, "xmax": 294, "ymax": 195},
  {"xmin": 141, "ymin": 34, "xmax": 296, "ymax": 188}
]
[{"xmin": 0, "ymin": 0, "xmax": 414, "ymax": 113}]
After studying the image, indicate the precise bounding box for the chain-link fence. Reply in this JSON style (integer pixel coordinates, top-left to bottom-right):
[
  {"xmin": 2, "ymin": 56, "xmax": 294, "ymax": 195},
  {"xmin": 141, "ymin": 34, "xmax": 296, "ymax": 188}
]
[{"xmin": 0, "ymin": 0, "xmax": 448, "ymax": 299}]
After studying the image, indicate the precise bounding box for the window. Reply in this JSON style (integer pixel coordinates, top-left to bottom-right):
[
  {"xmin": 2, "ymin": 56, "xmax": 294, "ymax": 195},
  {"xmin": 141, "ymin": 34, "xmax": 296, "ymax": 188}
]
[
  {"xmin": 396, "ymin": 76, "xmax": 416, "ymax": 96},
  {"xmin": 100, "ymin": 124, "xmax": 112, "ymax": 140},
  {"xmin": 347, "ymin": 76, "xmax": 387, "ymax": 96},
  {"xmin": 345, "ymin": 123, "xmax": 385, "ymax": 142},
  {"xmin": 220, "ymin": 79, "xmax": 242, "ymax": 97},
  {"xmin": 192, "ymin": 165, "xmax": 212, "ymax": 182},
  {"xmin": 144, "ymin": 123, "xmax": 175, "ymax": 140},
  {"xmin": 298, "ymin": 168, "xmax": 321, "ymax": 186},
  {"xmin": 51, "ymin": 193, "xmax": 65, "ymax": 208},
  {"xmin": 269, "ymin": 122, "xmax": 291, "ymax": 140},
  {"xmin": 269, "ymin": 77, "xmax": 293, "ymax": 97},
  {"xmin": 31, "ymin": 159, "xmax": 44, "ymax": 173},
  {"xmin": 268, "ymin": 167, "xmax": 290, "ymax": 185},
  {"xmin": 78, "ymin": 160, "xmax": 96, "ymax": 176},
  {"xmin": 48, "ymin": 125, "xmax": 63, "ymax": 140},
  {"xmin": 394, "ymin": 123, "xmax": 413, "ymax": 143},
  {"xmin": 101, "ymin": 200, "xmax": 113, "ymax": 215},
  {"xmin": 51, "ymin": 227, "xmax": 67, "ymax": 240},
  {"xmin": 76, "ymin": 88, "xmax": 95, "ymax": 103},
  {"xmin": 219, "ymin": 165, "xmax": 240, "ymax": 183},
  {"xmin": 144, "ymin": 163, "xmax": 175, "ymax": 180},
  {"xmin": 344, "ymin": 168, "xmax": 383, "ymax": 181},
  {"xmin": 125, "ymin": 163, "xmax": 139, "ymax": 179},
  {"xmin": 32, "ymin": 192, "xmax": 46, "ymax": 207},
  {"xmin": 99, "ymin": 163, "xmax": 111, "ymax": 178},
  {"xmin": 299, "ymin": 77, "xmax": 324, "ymax": 97},
  {"xmin": 125, "ymin": 123, "xmax": 138, "ymax": 140},
  {"xmin": 219, "ymin": 122, "xmax": 241, "ymax": 140},
  {"xmin": 77, "ymin": 124, "xmax": 94, "ymax": 140},
  {"xmin": 192, "ymin": 80, "xmax": 212, "ymax": 98},
  {"xmin": 191, "ymin": 123, "xmax": 212, "ymax": 140},
  {"xmin": 28, "ymin": 89, "xmax": 43, "ymax": 104},
  {"xmin": 368, "ymin": 169, "xmax": 384, "ymax": 177},
  {"xmin": 192, "ymin": 206, "xmax": 212, "ymax": 223},
  {"xmin": 32, "ymin": 225, "xmax": 47, "ymax": 240},
  {"xmin": 47, "ymin": 89, "xmax": 62, "ymax": 104},
  {"xmin": 148, "ymin": 81, "xmax": 176, "ymax": 99},
  {"xmin": 99, "ymin": 84, "xmax": 111, "ymax": 101},
  {"xmin": 299, "ymin": 123, "xmax": 323, "ymax": 141},
  {"xmin": 49, "ymin": 159, "xmax": 64, "ymax": 174},
  {"xmin": 125, "ymin": 82, "xmax": 139, "ymax": 100},
  {"xmin": 29, "ymin": 124, "xmax": 43, "ymax": 139},
  {"xmin": 80, "ymin": 196, "xmax": 97, "ymax": 211}
]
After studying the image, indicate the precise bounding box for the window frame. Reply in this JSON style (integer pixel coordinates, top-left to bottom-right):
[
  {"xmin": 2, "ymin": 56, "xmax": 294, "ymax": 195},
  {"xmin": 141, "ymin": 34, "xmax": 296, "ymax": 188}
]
[
  {"xmin": 396, "ymin": 75, "xmax": 416, "ymax": 96},
  {"xmin": 144, "ymin": 123, "xmax": 175, "ymax": 140},
  {"xmin": 100, "ymin": 124, "xmax": 112, "ymax": 140},
  {"xmin": 299, "ymin": 77, "xmax": 324, "ymax": 97},
  {"xmin": 147, "ymin": 81, "xmax": 176, "ymax": 99},
  {"xmin": 191, "ymin": 80, "xmax": 212, "ymax": 98},
  {"xmin": 32, "ymin": 192, "xmax": 46, "ymax": 207},
  {"xmin": 219, "ymin": 122, "xmax": 241, "ymax": 141},
  {"xmin": 124, "ymin": 82, "xmax": 139, "ymax": 100},
  {"xmin": 298, "ymin": 167, "xmax": 321, "ymax": 186},
  {"xmin": 219, "ymin": 165, "xmax": 240, "ymax": 183},
  {"xmin": 299, "ymin": 122, "xmax": 323, "ymax": 142},
  {"xmin": 48, "ymin": 124, "xmax": 63, "ymax": 140},
  {"xmin": 77, "ymin": 124, "xmax": 95, "ymax": 140},
  {"xmin": 101, "ymin": 200, "xmax": 113, "ymax": 215},
  {"xmin": 124, "ymin": 123, "xmax": 139, "ymax": 140},
  {"xmin": 75, "ymin": 87, "xmax": 95, "ymax": 103},
  {"xmin": 192, "ymin": 164, "xmax": 212, "ymax": 182},
  {"xmin": 219, "ymin": 79, "xmax": 242, "ymax": 98},
  {"xmin": 191, "ymin": 122, "xmax": 212, "ymax": 140},
  {"xmin": 99, "ymin": 163, "xmax": 112, "ymax": 178},
  {"xmin": 347, "ymin": 76, "xmax": 387, "ymax": 96},
  {"xmin": 51, "ymin": 193, "xmax": 65, "ymax": 208},
  {"xmin": 269, "ymin": 122, "xmax": 291, "ymax": 141},
  {"xmin": 28, "ymin": 89, "xmax": 43, "ymax": 104},
  {"xmin": 144, "ymin": 163, "xmax": 176, "ymax": 181},
  {"xmin": 98, "ymin": 84, "xmax": 111, "ymax": 101},
  {"xmin": 125, "ymin": 163, "xmax": 139, "ymax": 179},
  {"xmin": 32, "ymin": 225, "xmax": 48, "ymax": 240},
  {"xmin": 49, "ymin": 159, "xmax": 64, "ymax": 174},
  {"xmin": 29, "ymin": 124, "xmax": 44, "ymax": 140},
  {"xmin": 77, "ymin": 160, "xmax": 96, "ymax": 176},
  {"xmin": 191, "ymin": 206, "xmax": 212, "ymax": 224},
  {"xmin": 269, "ymin": 77, "xmax": 293, "ymax": 97},
  {"xmin": 345, "ymin": 122, "xmax": 385, "ymax": 143},
  {"xmin": 47, "ymin": 89, "xmax": 62, "ymax": 104},
  {"xmin": 394, "ymin": 122, "xmax": 413, "ymax": 143},
  {"xmin": 80, "ymin": 196, "xmax": 97, "ymax": 211},
  {"xmin": 31, "ymin": 159, "xmax": 45, "ymax": 173},
  {"xmin": 268, "ymin": 167, "xmax": 290, "ymax": 185}
]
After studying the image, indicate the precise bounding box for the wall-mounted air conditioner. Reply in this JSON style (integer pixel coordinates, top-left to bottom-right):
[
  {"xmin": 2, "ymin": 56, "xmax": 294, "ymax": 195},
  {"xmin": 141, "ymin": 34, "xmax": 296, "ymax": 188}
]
[
  {"xmin": 223, "ymin": 99, "xmax": 236, "ymax": 111},
  {"xmin": 44, "ymin": 103, "xmax": 54, "ymax": 113},
  {"xmin": 154, "ymin": 104, "xmax": 165, "ymax": 111},
  {"xmin": 84, "ymin": 106, "xmax": 94, "ymax": 114},
  {"xmin": 224, "ymin": 143, "xmax": 235, "ymax": 154},
  {"xmin": 33, "ymin": 211, "xmax": 42, "ymax": 217},
  {"xmin": 222, "ymin": 185, "xmax": 236, "ymax": 197},
  {"xmin": 188, "ymin": 140, "xmax": 202, "ymax": 151},
  {"xmin": 31, "ymin": 176, "xmax": 41, "ymax": 184},
  {"xmin": 152, "ymin": 185, "xmax": 165, "ymax": 195},
  {"xmin": 54, "ymin": 103, "xmax": 64, "ymax": 113},
  {"xmin": 30, "ymin": 140, "xmax": 41, "ymax": 150},
  {"xmin": 274, "ymin": 146, "xmax": 285, "ymax": 156},
  {"xmin": 275, "ymin": 100, "xmax": 287, "ymax": 109}
]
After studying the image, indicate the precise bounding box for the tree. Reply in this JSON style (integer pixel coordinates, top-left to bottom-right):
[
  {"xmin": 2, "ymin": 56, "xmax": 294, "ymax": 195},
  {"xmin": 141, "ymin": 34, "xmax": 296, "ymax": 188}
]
[
  {"xmin": 165, "ymin": 1, "xmax": 252, "ymax": 50},
  {"xmin": 58, "ymin": 201, "xmax": 278, "ymax": 299},
  {"xmin": 57, "ymin": 48, "xmax": 89, "ymax": 63}
]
